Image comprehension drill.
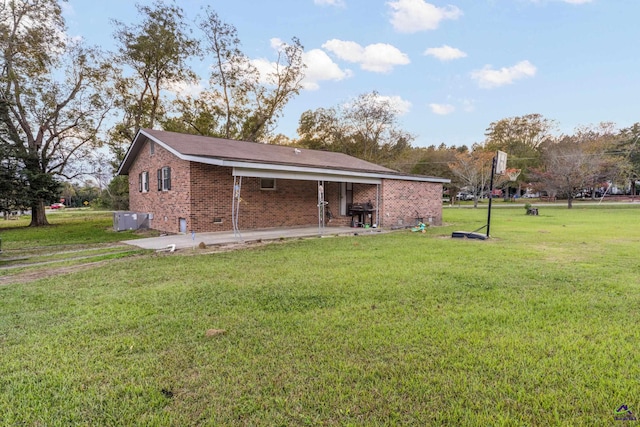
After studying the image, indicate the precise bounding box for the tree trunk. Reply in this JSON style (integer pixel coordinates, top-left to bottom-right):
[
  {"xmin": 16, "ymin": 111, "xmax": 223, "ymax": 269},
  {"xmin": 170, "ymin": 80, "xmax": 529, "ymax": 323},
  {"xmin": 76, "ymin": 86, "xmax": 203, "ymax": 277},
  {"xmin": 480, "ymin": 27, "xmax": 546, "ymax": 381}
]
[
  {"xmin": 29, "ymin": 199, "xmax": 50, "ymax": 226},
  {"xmin": 567, "ymin": 197, "xmax": 573, "ymax": 209}
]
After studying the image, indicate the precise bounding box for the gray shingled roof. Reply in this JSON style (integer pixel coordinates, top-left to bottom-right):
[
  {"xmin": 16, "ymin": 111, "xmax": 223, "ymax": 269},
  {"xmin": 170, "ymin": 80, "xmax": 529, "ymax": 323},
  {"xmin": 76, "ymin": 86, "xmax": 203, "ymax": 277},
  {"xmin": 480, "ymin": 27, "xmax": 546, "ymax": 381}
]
[
  {"xmin": 118, "ymin": 129, "xmax": 449, "ymax": 183},
  {"xmin": 153, "ymin": 129, "xmax": 395, "ymax": 173},
  {"xmin": 119, "ymin": 129, "xmax": 395, "ymax": 174}
]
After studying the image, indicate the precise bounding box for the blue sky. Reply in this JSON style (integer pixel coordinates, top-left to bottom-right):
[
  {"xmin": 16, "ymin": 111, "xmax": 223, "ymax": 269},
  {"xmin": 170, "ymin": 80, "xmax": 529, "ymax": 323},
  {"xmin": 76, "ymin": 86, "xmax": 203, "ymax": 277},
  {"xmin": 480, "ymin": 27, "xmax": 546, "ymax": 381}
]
[{"xmin": 62, "ymin": 0, "xmax": 640, "ymax": 148}]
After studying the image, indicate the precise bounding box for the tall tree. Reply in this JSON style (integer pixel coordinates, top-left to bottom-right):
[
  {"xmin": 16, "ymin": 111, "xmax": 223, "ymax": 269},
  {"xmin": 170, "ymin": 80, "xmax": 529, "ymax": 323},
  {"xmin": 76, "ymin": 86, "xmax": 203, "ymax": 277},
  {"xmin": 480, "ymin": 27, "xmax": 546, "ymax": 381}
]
[
  {"xmin": 107, "ymin": 1, "xmax": 199, "ymax": 211},
  {"xmin": 484, "ymin": 113, "xmax": 555, "ymax": 190},
  {"xmin": 448, "ymin": 150, "xmax": 494, "ymax": 208},
  {"xmin": 573, "ymin": 123, "xmax": 628, "ymax": 198},
  {"xmin": 411, "ymin": 144, "xmax": 460, "ymax": 179},
  {"xmin": 616, "ymin": 122, "xmax": 640, "ymax": 196},
  {"xmin": 111, "ymin": 0, "xmax": 199, "ymax": 145},
  {"xmin": 164, "ymin": 8, "xmax": 306, "ymax": 142},
  {"xmin": 296, "ymin": 92, "xmax": 414, "ymax": 166},
  {"xmin": 296, "ymin": 107, "xmax": 345, "ymax": 151},
  {"xmin": 529, "ymin": 136, "xmax": 611, "ymax": 208},
  {"xmin": 0, "ymin": 0, "xmax": 113, "ymax": 226},
  {"xmin": 0, "ymin": 128, "xmax": 29, "ymax": 217}
]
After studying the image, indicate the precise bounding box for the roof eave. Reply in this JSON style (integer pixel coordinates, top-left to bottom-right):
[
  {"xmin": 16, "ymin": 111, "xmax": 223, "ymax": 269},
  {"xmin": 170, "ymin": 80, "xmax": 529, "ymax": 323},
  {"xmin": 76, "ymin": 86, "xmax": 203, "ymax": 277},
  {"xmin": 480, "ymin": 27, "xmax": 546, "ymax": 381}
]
[{"xmin": 118, "ymin": 129, "xmax": 450, "ymax": 184}]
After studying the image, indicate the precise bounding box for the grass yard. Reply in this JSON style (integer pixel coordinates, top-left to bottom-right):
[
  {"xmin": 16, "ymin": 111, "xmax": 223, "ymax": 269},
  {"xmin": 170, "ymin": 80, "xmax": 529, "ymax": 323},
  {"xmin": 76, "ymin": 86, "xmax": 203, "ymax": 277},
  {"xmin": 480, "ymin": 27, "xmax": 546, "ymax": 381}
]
[
  {"xmin": 1, "ymin": 206, "xmax": 640, "ymax": 425},
  {"xmin": 0, "ymin": 210, "xmax": 152, "ymax": 280}
]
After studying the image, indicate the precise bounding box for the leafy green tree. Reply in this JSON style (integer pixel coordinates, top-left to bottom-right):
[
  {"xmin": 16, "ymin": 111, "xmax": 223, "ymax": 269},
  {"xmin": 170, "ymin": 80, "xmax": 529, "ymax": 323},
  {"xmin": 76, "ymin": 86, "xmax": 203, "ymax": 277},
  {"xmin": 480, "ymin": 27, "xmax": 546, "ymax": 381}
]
[
  {"xmin": 0, "ymin": 134, "xmax": 29, "ymax": 216},
  {"xmin": 110, "ymin": 0, "xmax": 199, "ymax": 144},
  {"xmin": 411, "ymin": 144, "xmax": 459, "ymax": 179},
  {"xmin": 484, "ymin": 113, "xmax": 555, "ymax": 189},
  {"xmin": 616, "ymin": 123, "xmax": 640, "ymax": 196},
  {"xmin": 296, "ymin": 107, "xmax": 346, "ymax": 151},
  {"xmin": 164, "ymin": 8, "xmax": 306, "ymax": 142},
  {"xmin": 529, "ymin": 136, "xmax": 615, "ymax": 208},
  {"xmin": 296, "ymin": 92, "xmax": 414, "ymax": 167},
  {"xmin": 0, "ymin": 0, "xmax": 112, "ymax": 226},
  {"xmin": 107, "ymin": 1, "xmax": 199, "ymax": 210}
]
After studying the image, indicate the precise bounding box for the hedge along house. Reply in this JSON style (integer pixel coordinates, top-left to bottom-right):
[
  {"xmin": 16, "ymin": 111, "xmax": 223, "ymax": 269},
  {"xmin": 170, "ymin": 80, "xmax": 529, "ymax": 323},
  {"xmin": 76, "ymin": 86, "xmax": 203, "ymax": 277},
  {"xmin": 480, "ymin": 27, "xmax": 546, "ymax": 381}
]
[{"xmin": 117, "ymin": 129, "xmax": 449, "ymax": 235}]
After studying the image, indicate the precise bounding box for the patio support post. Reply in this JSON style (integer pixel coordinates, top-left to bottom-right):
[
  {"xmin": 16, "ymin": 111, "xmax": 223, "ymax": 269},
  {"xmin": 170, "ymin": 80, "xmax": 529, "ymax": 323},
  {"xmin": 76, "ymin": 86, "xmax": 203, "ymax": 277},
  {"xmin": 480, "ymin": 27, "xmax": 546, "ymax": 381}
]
[
  {"xmin": 232, "ymin": 176, "xmax": 243, "ymax": 241},
  {"xmin": 376, "ymin": 183, "xmax": 381, "ymax": 228},
  {"xmin": 317, "ymin": 180, "xmax": 326, "ymax": 236}
]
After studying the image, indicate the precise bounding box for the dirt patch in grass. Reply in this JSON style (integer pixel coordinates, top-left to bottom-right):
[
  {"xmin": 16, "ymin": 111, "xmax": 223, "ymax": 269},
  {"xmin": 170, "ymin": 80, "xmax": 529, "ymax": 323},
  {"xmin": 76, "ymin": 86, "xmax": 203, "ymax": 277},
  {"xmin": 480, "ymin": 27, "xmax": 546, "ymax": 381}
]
[
  {"xmin": 0, "ymin": 239, "xmax": 287, "ymax": 286},
  {"xmin": 0, "ymin": 259, "xmax": 117, "ymax": 286}
]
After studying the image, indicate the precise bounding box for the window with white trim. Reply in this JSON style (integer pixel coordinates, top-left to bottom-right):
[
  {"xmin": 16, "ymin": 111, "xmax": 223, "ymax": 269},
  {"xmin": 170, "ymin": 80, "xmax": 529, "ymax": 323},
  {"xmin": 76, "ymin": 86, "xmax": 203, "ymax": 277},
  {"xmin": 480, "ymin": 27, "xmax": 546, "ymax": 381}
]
[
  {"xmin": 138, "ymin": 171, "xmax": 149, "ymax": 192},
  {"xmin": 157, "ymin": 166, "xmax": 171, "ymax": 191}
]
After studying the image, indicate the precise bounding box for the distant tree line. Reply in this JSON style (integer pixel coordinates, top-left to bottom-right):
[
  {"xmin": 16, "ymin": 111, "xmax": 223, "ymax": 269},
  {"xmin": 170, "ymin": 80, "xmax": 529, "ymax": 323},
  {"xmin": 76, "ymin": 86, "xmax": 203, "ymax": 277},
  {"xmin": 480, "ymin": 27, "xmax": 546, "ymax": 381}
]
[
  {"xmin": 424, "ymin": 114, "xmax": 640, "ymax": 209},
  {"xmin": 1, "ymin": 1, "xmax": 639, "ymax": 225}
]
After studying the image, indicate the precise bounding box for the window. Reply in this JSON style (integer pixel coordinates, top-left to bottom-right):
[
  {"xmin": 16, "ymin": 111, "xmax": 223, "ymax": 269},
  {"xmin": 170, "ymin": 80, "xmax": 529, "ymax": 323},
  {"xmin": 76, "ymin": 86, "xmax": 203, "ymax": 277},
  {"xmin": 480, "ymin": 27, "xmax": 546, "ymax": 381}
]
[
  {"xmin": 157, "ymin": 166, "xmax": 171, "ymax": 191},
  {"xmin": 139, "ymin": 171, "xmax": 149, "ymax": 192},
  {"xmin": 260, "ymin": 178, "xmax": 276, "ymax": 190},
  {"xmin": 150, "ymin": 141, "xmax": 155, "ymax": 155}
]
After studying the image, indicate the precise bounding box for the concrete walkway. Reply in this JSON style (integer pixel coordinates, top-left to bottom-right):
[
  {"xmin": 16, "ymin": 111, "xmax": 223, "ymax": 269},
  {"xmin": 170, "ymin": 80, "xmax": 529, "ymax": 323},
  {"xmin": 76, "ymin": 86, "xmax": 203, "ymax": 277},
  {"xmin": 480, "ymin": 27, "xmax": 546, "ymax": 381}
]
[{"xmin": 122, "ymin": 226, "xmax": 381, "ymax": 251}]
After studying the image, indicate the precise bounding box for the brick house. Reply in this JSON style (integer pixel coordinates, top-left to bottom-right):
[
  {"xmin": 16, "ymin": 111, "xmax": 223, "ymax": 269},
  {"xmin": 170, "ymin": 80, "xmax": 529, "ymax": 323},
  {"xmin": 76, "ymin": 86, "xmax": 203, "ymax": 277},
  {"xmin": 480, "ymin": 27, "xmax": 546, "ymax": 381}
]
[{"xmin": 117, "ymin": 129, "xmax": 449, "ymax": 234}]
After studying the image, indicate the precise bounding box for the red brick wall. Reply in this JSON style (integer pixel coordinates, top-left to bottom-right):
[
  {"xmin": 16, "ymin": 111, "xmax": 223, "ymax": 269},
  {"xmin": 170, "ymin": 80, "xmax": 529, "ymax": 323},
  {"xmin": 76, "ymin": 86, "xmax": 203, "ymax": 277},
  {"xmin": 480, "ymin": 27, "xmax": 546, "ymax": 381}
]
[
  {"xmin": 127, "ymin": 142, "xmax": 443, "ymax": 232},
  {"xmin": 188, "ymin": 175, "xmax": 355, "ymax": 231},
  {"xmin": 188, "ymin": 163, "xmax": 232, "ymax": 232},
  {"xmin": 128, "ymin": 140, "xmax": 191, "ymax": 234},
  {"xmin": 379, "ymin": 180, "xmax": 443, "ymax": 227}
]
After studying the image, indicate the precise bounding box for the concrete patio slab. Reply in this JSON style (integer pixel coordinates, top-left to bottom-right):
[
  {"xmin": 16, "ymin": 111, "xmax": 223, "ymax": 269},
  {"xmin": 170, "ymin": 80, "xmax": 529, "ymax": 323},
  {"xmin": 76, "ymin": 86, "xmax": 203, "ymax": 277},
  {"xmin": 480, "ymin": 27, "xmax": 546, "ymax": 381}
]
[{"xmin": 122, "ymin": 226, "xmax": 384, "ymax": 251}]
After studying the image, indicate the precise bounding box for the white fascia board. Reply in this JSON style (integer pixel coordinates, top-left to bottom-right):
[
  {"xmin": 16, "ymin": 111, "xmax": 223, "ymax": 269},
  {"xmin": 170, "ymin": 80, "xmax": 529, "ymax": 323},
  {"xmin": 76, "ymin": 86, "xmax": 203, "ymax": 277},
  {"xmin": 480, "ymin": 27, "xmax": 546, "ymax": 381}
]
[
  {"xmin": 181, "ymin": 154, "xmax": 225, "ymax": 166},
  {"xmin": 376, "ymin": 174, "xmax": 451, "ymax": 184},
  {"xmin": 117, "ymin": 129, "xmax": 145, "ymax": 175},
  {"xmin": 229, "ymin": 163, "xmax": 450, "ymax": 184},
  {"xmin": 232, "ymin": 167, "xmax": 382, "ymax": 184}
]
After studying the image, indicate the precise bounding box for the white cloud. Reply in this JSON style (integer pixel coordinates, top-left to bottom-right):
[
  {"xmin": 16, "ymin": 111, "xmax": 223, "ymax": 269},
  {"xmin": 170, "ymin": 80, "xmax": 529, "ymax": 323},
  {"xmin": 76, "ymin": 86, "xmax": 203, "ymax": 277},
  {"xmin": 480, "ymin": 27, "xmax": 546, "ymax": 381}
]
[
  {"xmin": 470, "ymin": 60, "xmax": 537, "ymax": 88},
  {"xmin": 423, "ymin": 45, "xmax": 467, "ymax": 61},
  {"xmin": 380, "ymin": 95, "xmax": 412, "ymax": 115},
  {"xmin": 302, "ymin": 49, "xmax": 352, "ymax": 90},
  {"xmin": 322, "ymin": 39, "xmax": 410, "ymax": 73},
  {"xmin": 429, "ymin": 103, "xmax": 455, "ymax": 115},
  {"xmin": 387, "ymin": 0, "xmax": 462, "ymax": 33},
  {"xmin": 250, "ymin": 58, "xmax": 277, "ymax": 84},
  {"xmin": 314, "ymin": 0, "xmax": 346, "ymax": 6},
  {"xmin": 247, "ymin": 39, "xmax": 352, "ymax": 90}
]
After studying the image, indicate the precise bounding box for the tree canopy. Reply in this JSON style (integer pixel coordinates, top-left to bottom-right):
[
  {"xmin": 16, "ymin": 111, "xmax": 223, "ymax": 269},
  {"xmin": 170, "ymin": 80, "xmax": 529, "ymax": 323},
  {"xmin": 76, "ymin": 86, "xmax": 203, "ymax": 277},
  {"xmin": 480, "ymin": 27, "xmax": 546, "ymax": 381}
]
[
  {"xmin": 296, "ymin": 91, "xmax": 414, "ymax": 167},
  {"xmin": 1, "ymin": 0, "xmax": 113, "ymax": 225},
  {"xmin": 161, "ymin": 8, "xmax": 306, "ymax": 142}
]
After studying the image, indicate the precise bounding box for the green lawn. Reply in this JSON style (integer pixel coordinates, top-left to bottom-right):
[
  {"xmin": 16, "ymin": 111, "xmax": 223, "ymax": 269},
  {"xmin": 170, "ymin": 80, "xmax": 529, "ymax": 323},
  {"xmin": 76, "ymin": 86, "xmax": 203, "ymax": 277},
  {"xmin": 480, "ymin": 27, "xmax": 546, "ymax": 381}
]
[
  {"xmin": 1, "ymin": 206, "xmax": 639, "ymax": 425},
  {"xmin": 0, "ymin": 209, "xmax": 145, "ymax": 249},
  {"xmin": 0, "ymin": 211, "xmax": 153, "ymax": 278}
]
